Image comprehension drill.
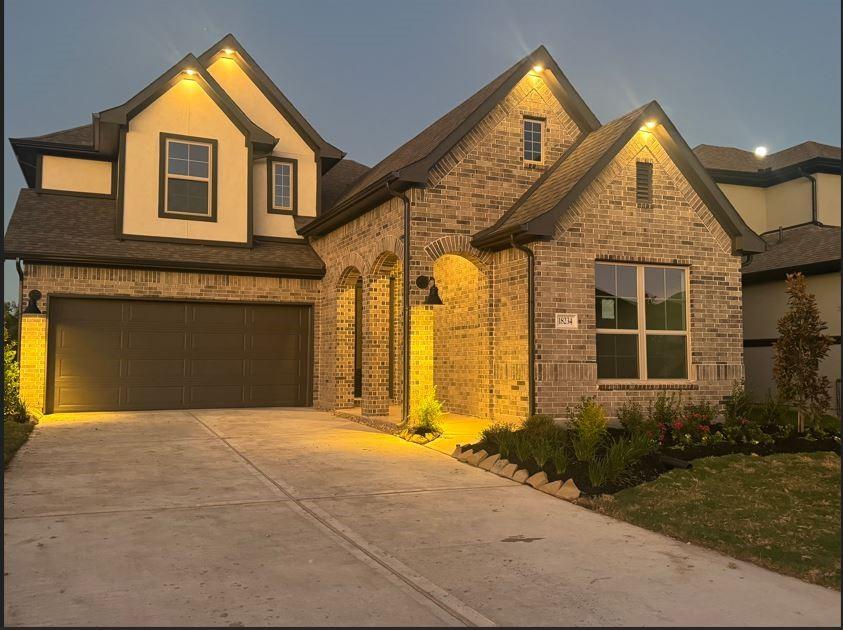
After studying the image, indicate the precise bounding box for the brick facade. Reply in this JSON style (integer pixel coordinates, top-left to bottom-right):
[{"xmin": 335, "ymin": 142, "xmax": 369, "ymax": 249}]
[
  {"xmin": 15, "ymin": 74, "xmax": 747, "ymax": 425},
  {"xmin": 531, "ymin": 131, "xmax": 743, "ymax": 418}
]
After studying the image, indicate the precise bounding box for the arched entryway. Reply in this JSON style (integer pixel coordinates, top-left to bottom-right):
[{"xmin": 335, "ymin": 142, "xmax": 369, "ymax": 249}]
[{"xmin": 430, "ymin": 253, "xmax": 491, "ymax": 418}]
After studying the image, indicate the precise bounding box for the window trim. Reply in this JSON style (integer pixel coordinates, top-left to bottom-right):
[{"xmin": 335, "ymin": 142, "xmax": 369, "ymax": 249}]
[
  {"xmin": 158, "ymin": 133, "xmax": 218, "ymax": 222},
  {"xmin": 522, "ymin": 116, "xmax": 545, "ymax": 164},
  {"xmin": 267, "ymin": 156, "xmax": 298, "ymax": 215},
  {"xmin": 595, "ymin": 261, "xmax": 692, "ymax": 383}
]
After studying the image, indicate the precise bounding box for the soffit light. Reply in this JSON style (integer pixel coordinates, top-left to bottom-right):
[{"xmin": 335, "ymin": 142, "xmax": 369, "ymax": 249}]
[
  {"xmin": 223, "ymin": 48, "xmax": 235, "ymax": 55},
  {"xmin": 754, "ymin": 146, "xmax": 768, "ymax": 158},
  {"xmin": 184, "ymin": 68, "xmax": 197, "ymax": 76},
  {"xmin": 532, "ymin": 64, "xmax": 544, "ymax": 73}
]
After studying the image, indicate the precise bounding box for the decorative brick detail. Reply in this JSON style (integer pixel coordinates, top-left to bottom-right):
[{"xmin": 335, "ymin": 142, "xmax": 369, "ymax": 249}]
[{"xmin": 423, "ymin": 235, "xmax": 491, "ymax": 267}]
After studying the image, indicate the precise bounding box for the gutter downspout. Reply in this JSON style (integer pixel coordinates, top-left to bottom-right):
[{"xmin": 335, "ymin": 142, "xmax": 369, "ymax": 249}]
[
  {"xmin": 800, "ymin": 169, "xmax": 818, "ymax": 224},
  {"xmin": 15, "ymin": 259, "xmax": 24, "ymax": 360},
  {"xmin": 511, "ymin": 236, "xmax": 535, "ymax": 417},
  {"xmin": 386, "ymin": 176, "xmax": 411, "ymax": 425}
]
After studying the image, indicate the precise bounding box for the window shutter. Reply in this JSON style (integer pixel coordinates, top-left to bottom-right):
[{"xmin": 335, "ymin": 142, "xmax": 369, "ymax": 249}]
[{"xmin": 636, "ymin": 161, "xmax": 653, "ymax": 207}]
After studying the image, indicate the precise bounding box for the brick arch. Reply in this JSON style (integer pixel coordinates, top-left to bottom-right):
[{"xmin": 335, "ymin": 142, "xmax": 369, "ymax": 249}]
[
  {"xmin": 423, "ymin": 235, "xmax": 491, "ymax": 269},
  {"xmin": 334, "ymin": 252, "xmax": 368, "ymax": 288}
]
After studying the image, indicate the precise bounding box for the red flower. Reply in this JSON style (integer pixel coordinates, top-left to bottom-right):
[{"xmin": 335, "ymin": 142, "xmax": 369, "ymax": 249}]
[
  {"xmin": 698, "ymin": 424, "xmax": 710, "ymax": 434},
  {"xmin": 672, "ymin": 420, "xmax": 684, "ymax": 430}
]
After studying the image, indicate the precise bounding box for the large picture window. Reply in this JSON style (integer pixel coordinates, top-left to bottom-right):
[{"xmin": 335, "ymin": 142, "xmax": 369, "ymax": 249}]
[
  {"xmin": 595, "ymin": 262, "xmax": 689, "ymax": 380},
  {"xmin": 159, "ymin": 134, "xmax": 217, "ymax": 221},
  {"xmin": 268, "ymin": 157, "xmax": 298, "ymax": 214}
]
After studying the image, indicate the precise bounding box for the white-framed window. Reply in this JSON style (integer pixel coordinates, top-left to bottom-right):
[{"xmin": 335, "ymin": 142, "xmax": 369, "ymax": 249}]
[
  {"xmin": 595, "ymin": 262, "xmax": 690, "ymax": 380},
  {"xmin": 161, "ymin": 136, "xmax": 215, "ymax": 219},
  {"xmin": 269, "ymin": 157, "xmax": 297, "ymax": 214},
  {"xmin": 523, "ymin": 117, "xmax": 544, "ymax": 163}
]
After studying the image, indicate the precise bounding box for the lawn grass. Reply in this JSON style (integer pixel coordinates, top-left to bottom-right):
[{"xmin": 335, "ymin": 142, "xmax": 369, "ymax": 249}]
[
  {"xmin": 583, "ymin": 452, "xmax": 841, "ymax": 589},
  {"xmin": 3, "ymin": 418, "xmax": 34, "ymax": 467}
]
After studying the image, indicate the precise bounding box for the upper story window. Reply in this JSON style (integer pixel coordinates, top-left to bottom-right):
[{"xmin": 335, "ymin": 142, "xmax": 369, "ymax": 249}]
[
  {"xmin": 523, "ymin": 117, "xmax": 544, "ymax": 163},
  {"xmin": 159, "ymin": 134, "xmax": 217, "ymax": 221},
  {"xmin": 595, "ymin": 262, "xmax": 689, "ymax": 381},
  {"xmin": 636, "ymin": 161, "xmax": 653, "ymax": 207},
  {"xmin": 268, "ymin": 157, "xmax": 298, "ymax": 215}
]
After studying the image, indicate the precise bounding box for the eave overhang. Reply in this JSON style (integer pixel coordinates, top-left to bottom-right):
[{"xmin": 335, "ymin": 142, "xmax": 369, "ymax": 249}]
[{"xmin": 707, "ymin": 156, "xmax": 842, "ymax": 187}]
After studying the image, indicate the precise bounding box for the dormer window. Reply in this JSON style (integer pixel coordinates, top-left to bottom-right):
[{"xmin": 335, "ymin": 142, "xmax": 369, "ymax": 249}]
[
  {"xmin": 159, "ymin": 133, "xmax": 217, "ymax": 221},
  {"xmin": 268, "ymin": 157, "xmax": 298, "ymax": 214},
  {"xmin": 523, "ymin": 117, "xmax": 544, "ymax": 163}
]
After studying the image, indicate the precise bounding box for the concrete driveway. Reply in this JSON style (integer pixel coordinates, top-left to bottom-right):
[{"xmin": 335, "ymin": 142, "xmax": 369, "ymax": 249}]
[{"xmin": 4, "ymin": 409, "xmax": 840, "ymax": 627}]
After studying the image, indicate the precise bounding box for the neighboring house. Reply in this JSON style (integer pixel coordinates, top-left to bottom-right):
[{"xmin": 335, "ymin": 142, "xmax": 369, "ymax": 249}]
[
  {"xmin": 695, "ymin": 142, "xmax": 841, "ymax": 413},
  {"xmin": 4, "ymin": 34, "xmax": 764, "ymax": 422}
]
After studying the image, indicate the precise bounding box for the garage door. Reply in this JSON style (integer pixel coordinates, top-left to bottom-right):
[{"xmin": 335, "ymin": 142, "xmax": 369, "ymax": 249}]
[{"xmin": 47, "ymin": 297, "xmax": 312, "ymax": 413}]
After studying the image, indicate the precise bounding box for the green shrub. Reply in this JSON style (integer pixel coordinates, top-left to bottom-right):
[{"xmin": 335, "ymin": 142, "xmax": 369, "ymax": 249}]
[
  {"xmin": 570, "ymin": 397, "xmax": 607, "ymax": 463},
  {"xmin": 617, "ymin": 401, "xmax": 645, "ymax": 432},
  {"xmin": 411, "ymin": 387, "xmax": 444, "ymax": 434},
  {"xmin": 531, "ymin": 433, "xmax": 554, "ymax": 468},
  {"xmin": 481, "ymin": 422, "xmax": 515, "ymax": 455},
  {"xmin": 587, "ymin": 433, "xmax": 651, "ymax": 488},
  {"xmin": 496, "ymin": 429, "xmax": 516, "ymax": 459},
  {"xmin": 550, "ymin": 443, "xmax": 569, "ymax": 476},
  {"xmin": 756, "ymin": 393, "xmax": 786, "ymax": 427},
  {"xmin": 723, "ymin": 380, "xmax": 752, "ymax": 424},
  {"xmin": 513, "ymin": 432, "xmax": 532, "ymax": 463},
  {"xmin": 523, "ymin": 414, "xmax": 556, "ymax": 434},
  {"xmin": 3, "ymin": 329, "xmax": 27, "ymax": 423}
]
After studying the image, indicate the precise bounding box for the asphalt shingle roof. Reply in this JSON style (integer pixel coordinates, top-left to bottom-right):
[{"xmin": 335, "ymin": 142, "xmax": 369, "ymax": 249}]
[
  {"xmin": 742, "ymin": 223, "xmax": 841, "ymax": 277},
  {"xmin": 3, "ymin": 189, "xmax": 325, "ymax": 277},
  {"xmin": 321, "ymin": 159, "xmax": 370, "ymax": 211},
  {"xmin": 18, "ymin": 124, "xmax": 94, "ymax": 146},
  {"xmin": 332, "ymin": 56, "xmax": 526, "ymax": 206},
  {"xmin": 694, "ymin": 141, "xmax": 841, "ymax": 174},
  {"xmin": 490, "ymin": 105, "xmax": 648, "ymax": 234}
]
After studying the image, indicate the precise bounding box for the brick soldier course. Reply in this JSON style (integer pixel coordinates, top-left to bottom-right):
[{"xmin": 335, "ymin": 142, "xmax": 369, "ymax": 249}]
[{"xmin": 5, "ymin": 37, "xmax": 764, "ymax": 422}]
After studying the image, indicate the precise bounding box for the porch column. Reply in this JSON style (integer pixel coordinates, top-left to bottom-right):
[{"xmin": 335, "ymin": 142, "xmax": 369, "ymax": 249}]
[
  {"xmin": 361, "ymin": 275, "xmax": 391, "ymax": 416},
  {"xmin": 19, "ymin": 313, "xmax": 48, "ymax": 417}
]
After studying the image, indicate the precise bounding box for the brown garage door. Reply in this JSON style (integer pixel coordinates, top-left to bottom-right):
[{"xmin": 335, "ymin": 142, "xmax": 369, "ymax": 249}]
[{"xmin": 47, "ymin": 297, "xmax": 312, "ymax": 413}]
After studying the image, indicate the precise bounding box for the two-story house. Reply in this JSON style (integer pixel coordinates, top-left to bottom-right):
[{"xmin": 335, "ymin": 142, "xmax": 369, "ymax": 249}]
[
  {"xmin": 5, "ymin": 34, "xmax": 764, "ymax": 422},
  {"xmin": 695, "ymin": 142, "xmax": 841, "ymax": 413}
]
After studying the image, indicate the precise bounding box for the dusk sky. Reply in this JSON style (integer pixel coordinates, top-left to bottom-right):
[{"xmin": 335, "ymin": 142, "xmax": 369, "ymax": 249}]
[{"xmin": 4, "ymin": 0, "xmax": 841, "ymax": 301}]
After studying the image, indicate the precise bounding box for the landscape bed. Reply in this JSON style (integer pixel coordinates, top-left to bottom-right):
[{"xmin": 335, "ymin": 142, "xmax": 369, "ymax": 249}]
[{"xmin": 463, "ymin": 387, "xmax": 841, "ymax": 497}]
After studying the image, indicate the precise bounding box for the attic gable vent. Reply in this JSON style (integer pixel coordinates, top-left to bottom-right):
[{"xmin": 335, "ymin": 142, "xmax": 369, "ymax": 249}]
[{"xmin": 636, "ymin": 161, "xmax": 653, "ymax": 207}]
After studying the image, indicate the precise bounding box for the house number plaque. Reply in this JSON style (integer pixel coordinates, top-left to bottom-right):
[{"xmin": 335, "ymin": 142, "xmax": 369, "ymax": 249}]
[{"xmin": 555, "ymin": 313, "xmax": 578, "ymax": 329}]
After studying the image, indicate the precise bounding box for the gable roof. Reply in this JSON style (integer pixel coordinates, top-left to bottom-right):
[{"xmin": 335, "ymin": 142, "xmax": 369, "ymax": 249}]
[
  {"xmin": 300, "ymin": 45, "xmax": 600, "ymax": 237},
  {"xmin": 3, "ymin": 189, "xmax": 325, "ymax": 278},
  {"xmin": 694, "ymin": 141, "xmax": 841, "ymax": 186},
  {"xmin": 198, "ymin": 34, "xmax": 344, "ymax": 165},
  {"xmin": 474, "ymin": 101, "xmax": 766, "ymax": 254},
  {"xmin": 741, "ymin": 223, "xmax": 841, "ymax": 284},
  {"xmin": 98, "ymin": 53, "xmax": 277, "ymax": 152}
]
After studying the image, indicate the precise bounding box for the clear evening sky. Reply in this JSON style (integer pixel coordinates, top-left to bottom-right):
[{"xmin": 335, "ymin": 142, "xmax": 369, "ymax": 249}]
[{"xmin": 4, "ymin": 0, "xmax": 841, "ymax": 301}]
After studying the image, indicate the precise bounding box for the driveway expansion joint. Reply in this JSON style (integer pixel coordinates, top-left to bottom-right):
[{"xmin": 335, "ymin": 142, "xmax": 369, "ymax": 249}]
[{"xmin": 186, "ymin": 411, "xmax": 496, "ymax": 628}]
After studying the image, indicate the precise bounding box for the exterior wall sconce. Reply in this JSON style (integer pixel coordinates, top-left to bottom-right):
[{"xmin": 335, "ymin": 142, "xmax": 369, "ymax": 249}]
[
  {"xmin": 416, "ymin": 275, "xmax": 443, "ymax": 306},
  {"xmin": 24, "ymin": 289, "xmax": 42, "ymax": 314}
]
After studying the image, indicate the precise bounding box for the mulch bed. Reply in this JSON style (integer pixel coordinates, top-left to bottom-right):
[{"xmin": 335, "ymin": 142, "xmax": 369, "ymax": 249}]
[{"xmin": 466, "ymin": 429, "xmax": 840, "ymax": 497}]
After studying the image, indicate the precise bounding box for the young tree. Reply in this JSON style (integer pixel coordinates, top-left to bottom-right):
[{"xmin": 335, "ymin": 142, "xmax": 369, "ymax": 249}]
[{"xmin": 772, "ymin": 273, "xmax": 832, "ymax": 432}]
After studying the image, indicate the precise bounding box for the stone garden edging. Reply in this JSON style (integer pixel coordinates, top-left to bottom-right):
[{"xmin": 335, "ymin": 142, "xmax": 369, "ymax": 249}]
[{"xmin": 452, "ymin": 445, "xmax": 581, "ymax": 501}]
